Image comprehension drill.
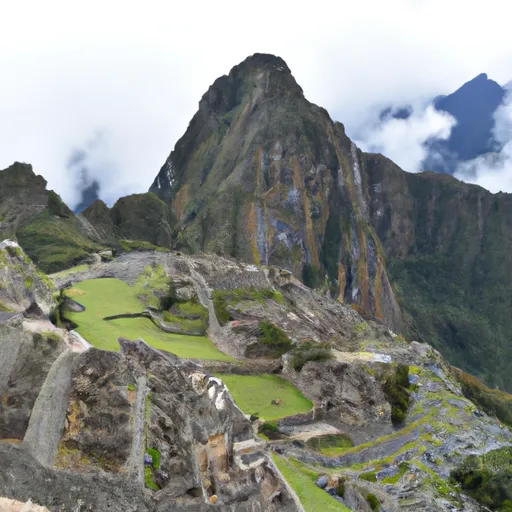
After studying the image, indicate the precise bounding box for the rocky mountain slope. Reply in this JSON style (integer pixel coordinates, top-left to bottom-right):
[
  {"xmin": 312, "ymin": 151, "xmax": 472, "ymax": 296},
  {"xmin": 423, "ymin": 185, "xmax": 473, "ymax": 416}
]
[
  {"xmin": 149, "ymin": 53, "xmax": 403, "ymax": 333},
  {"xmin": 0, "ymin": 164, "xmax": 175, "ymax": 273},
  {"xmin": 1, "ymin": 242, "xmax": 512, "ymax": 511},
  {"xmin": 0, "ymin": 163, "xmax": 105, "ymax": 273},
  {"xmin": 145, "ymin": 53, "xmax": 512, "ymax": 390}
]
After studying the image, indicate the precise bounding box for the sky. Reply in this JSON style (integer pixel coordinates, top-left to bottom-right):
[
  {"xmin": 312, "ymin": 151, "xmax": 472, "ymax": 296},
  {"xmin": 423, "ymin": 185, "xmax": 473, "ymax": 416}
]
[{"xmin": 1, "ymin": 0, "xmax": 512, "ymax": 207}]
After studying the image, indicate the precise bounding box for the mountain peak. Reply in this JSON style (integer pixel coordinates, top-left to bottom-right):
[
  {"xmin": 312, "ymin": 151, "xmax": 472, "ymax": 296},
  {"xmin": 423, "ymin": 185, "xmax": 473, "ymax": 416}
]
[
  {"xmin": 236, "ymin": 52, "xmax": 291, "ymax": 72},
  {"xmin": 199, "ymin": 53, "xmax": 303, "ymax": 116},
  {"xmin": 473, "ymin": 72, "xmax": 489, "ymax": 81}
]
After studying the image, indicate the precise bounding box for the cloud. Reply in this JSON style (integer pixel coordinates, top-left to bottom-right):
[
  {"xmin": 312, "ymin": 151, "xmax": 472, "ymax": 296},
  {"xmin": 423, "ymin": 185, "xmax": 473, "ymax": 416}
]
[
  {"xmin": 455, "ymin": 93, "xmax": 512, "ymax": 192},
  {"xmin": 355, "ymin": 105, "xmax": 457, "ymax": 172},
  {"xmin": 0, "ymin": 0, "xmax": 511, "ymax": 206}
]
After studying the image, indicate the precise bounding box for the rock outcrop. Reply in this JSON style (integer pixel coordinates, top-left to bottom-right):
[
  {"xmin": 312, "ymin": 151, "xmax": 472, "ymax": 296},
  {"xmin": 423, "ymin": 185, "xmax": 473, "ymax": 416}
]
[
  {"xmin": 0, "ymin": 328, "xmax": 300, "ymax": 511},
  {"xmin": 0, "ymin": 240, "xmax": 56, "ymax": 316}
]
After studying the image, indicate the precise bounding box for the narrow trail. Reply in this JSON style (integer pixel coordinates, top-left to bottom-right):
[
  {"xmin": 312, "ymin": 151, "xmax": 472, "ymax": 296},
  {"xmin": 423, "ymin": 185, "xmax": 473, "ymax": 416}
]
[
  {"xmin": 23, "ymin": 348, "xmax": 78, "ymax": 466},
  {"xmin": 186, "ymin": 261, "xmax": 237, "ymax": 356},
  {"xmin": 127, "ymin": 375, "xmax": 150, "ymax": 486}
]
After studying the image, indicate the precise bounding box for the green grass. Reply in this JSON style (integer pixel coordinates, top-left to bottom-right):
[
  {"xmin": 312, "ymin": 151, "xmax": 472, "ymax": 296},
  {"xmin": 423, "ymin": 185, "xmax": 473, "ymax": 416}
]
[
  {"xmin": 216, "ymin": 374, "xmax": 313, "ymax": 420},
  {"xmin": 305, "ymin": 434, "xmax": 354, "ymax": 456},
  {"xmin": 64, "ymin": 278, "xmax": 232, "ymax": 360},
  {"xmin": 50, "ymin": 264, "xmax": 90, "ymax": 279},
  {"xmin": 119, "ymin": 239, "xmax": 169, "ymax": 253},
  {"xmin": 272, "ymin": 454, "xmax": 350, "ymax": 512}
]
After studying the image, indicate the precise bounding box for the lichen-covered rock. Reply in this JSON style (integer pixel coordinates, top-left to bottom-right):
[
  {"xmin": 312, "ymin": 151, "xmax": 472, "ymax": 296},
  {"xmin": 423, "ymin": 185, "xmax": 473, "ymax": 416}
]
[
  {"xmin": 0, "ymin": 241, "xmax": 56, "ymax": 316},
  {"xmin": 0, "ymin": 497, "xmax": 50, "ymax": 512},
  {"xmin": 288, "ymin": 359, "xmax": 391, "ymax": 426},
  {"xmin": 0, "ymin": 326, "xmax": 66, "ymax": 440}
]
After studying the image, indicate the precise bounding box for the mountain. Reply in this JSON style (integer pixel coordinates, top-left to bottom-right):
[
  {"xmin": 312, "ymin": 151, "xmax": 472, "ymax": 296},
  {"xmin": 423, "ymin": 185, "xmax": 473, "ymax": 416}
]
[
  {"xmin": 147, "ymin": 54, "xmax": 512, "ymax": 390},
  {"xmin": 0, "ymin": 162, "xmax": 106, "ymax": 273},
  {"xmin": 82, "ymin": 193, "xmax": 175, "ymax": 248},
  {"xmin": 150, "ymin": 53, "xmax": 403, "ymax": 333},
  {"xmin": 2, "ymin": 53, "xmax": 512, "ymax": 511},
  {"xmin": 381, "ymin": 73, "xmax": 507, "ymax": 174},
  {"xmin": 365, "ymin": 155, "xmax": 512, "ymax": 389},
  {"xmin": 426, "ymin": 73, "xmax": 506, "ymax": 173},
  {"xmin": 0, "ymin": 164, "xmax": 175, "ymax": 273}
]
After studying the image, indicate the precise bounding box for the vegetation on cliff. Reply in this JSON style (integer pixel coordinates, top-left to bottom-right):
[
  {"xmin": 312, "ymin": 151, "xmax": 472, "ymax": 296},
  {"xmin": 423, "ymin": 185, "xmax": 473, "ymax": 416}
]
[{"xmin": 451, "ymin": 447, "xmax": 512, "ymax": 510}]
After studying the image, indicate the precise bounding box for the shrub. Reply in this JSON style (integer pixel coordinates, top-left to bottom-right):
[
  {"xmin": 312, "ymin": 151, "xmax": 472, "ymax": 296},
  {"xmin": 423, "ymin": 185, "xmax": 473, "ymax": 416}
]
[
  {"xmin": 451, "ymin": 447, "xmax": 512, "ymax": 510},
  {"xmin": 260, "ymin": 420, "xmax": 279, "ymax": 433},
  {"xmin": 147, "ymin": 447, "xmax": 161, "ymax": 469},
  {"xmin": 360, "ymin": 471, "xmax": 377, "ymax": 482},
  {"xmin": 145, "ymin": 466, "xmax": 159, "ymax": 490},
  {"xmin": 257, "ymin": 321, "xmax": 292, "ymax": 356},
  {"xmin": 290, "ymin": 341, "xmax": 332, "ymax": 372},
  {"xmin": 366, "ymin": 493, "xmax": 381, "ymax": 511},
  {"xmin": 382, "ymin": 363, "xmax": 411, "ymax": 425}
]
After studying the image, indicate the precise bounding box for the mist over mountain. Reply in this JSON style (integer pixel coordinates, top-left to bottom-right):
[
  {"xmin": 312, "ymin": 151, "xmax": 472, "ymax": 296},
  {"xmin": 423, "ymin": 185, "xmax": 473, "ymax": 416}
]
[{"xmin": 371, "ymin": 73, "xmax": 510, "ymax": 179}]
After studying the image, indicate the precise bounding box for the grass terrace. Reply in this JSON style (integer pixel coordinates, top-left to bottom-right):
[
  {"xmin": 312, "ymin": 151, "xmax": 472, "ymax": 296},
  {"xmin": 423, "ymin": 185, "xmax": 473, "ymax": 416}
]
[
  {"xmin": 272, "ymin": 454, "xmax": 350, "ymax": 512},
  {"xmin": 64, "ymin": 277, "xmax": 231, "ymax": 360},
  {"xmin": 217, "ymin": 374, "xmax": 313, "ymax": 420}
]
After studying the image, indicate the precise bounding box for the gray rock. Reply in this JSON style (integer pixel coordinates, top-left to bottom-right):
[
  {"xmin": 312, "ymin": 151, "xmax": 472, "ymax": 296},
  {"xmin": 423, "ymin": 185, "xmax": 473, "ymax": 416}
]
[
  {"xmin": 376, "ymin": 466, "xmax": 400, "ymax": 480},
  {"xmin": 343, "ymin": 483, "xmax": 372, "ymax": 512},
  {"xmin": 0, "ymin": 244, "xmax": 56, "ymax": 316},
  {"xmin": 316, "ymin": 475, "xmax": 329, "ymax": 489}
]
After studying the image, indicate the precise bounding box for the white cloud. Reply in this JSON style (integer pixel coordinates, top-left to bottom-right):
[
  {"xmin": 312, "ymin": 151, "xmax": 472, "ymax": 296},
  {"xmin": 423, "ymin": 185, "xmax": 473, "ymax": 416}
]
[
  {"xmin": 455, "ymin": 94, "xmax": 512, "ymax": 192},
  {"xmin": 355, "ymin": 105, "xmax": 457, "ymax": 172},
  {"xmin": 0, "ymin": 0, "xmax": 511, "ymax": 205}
]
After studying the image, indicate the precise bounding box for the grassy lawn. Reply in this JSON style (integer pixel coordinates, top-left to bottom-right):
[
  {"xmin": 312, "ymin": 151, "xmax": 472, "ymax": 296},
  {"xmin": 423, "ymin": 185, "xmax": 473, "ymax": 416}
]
[
  {"xmin": 216, "ymin": 374, "xmax": 313, "ymax": 420},
  {"xmin": 64, "ymin": 278, "xmax": 232, "ymax": 360},
  {"xmin": 305, "ymin": 434, "xmax": 354, "ymax": 457},
  {"xmin": 272, "ymin": 454, "xmax": 350, "ymax": 512},
  {"xmin": 50, "ymin": 264, "xmax": 90, "ymax": 279}
]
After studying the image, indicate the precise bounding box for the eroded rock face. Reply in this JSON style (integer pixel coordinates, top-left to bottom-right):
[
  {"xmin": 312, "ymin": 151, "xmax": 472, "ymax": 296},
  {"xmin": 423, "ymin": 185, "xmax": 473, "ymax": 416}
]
[
  {"xmin": 0, "ymin": 497, "xmax": 50, "ymax": 512},
  {"xmin": 0, "ymin": 327, "xmax": 66, "ymax": 440},
  {"xmin": 288, "ymin": 359, "xmax": 390, "ymax": 426},
  {"xmin": 0, "ymin": 242, "xmax": 56, "ymax": 316}
]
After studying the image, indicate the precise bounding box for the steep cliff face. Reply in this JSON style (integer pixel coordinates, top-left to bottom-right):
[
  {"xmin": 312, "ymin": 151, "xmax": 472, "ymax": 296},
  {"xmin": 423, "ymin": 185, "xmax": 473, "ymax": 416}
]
[
  {"xmin": 365, "ymin": 153, "xmax": 512, "ymax": 389},
  {"xmin": 150, "ymin": 53, "xmax": 402, "ymax": 332}
]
